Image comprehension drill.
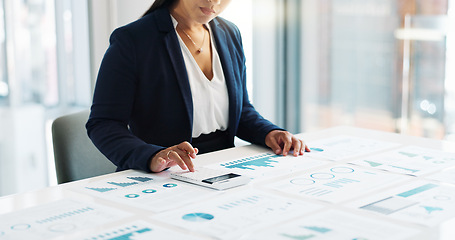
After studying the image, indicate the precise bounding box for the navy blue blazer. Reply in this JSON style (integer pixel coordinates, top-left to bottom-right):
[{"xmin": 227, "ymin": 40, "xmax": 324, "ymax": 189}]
[{"xmin": 86, "ymin": 8, "xmax": 282, "ymax": 172}]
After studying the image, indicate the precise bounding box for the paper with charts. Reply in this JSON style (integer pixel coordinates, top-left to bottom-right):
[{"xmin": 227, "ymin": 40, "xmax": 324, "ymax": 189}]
[
  {"xmin": 350, "ymin": 146, "xmax": 455, "ymax": 176},
  {"xmin": 203, "ymin": 152, "xmax": 328, "ymax": 181},
  {"xmin": 80, "ymin": 220, "xmax": 203, "ymax": 240},
  {"xmin": 426, "ymin": 167, "xmax": 455, "ymax": 185},
  {"xmin": 266, "ymin": 164, "xmax": 409, "ymax": 203},
  {"xmin": 346, "ymin": 180, "xmax": 455, "ymax": 227},
  {"xmin": 0, "ymin": 199, "xmax": 130, "ymax": 240},
  {"xmin": 152, "ymin": 189, "xmax": 323, "ymax": 240},
  {"xmin": 245, "ymin": 209, "xmax": 420, "ymax": 240},
  {"xmin": 306, "ymin": 135, "xmax": 400, "ymax": 161},
  {"xmin": 70, "ymin": 171, "xmax": 218, "ymax": 212}
]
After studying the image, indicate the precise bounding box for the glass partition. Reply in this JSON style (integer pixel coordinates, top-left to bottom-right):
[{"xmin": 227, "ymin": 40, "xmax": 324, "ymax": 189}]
[
  {"xmin": 0, "ymin": 0, "xmax": 7, "ymax": 106},
  {"xmin": 0, "ymin": 0, "xmax": 91, "ymax": 196},
  {"xmin": 396, "ymin": 15, "xmax": 448, "ymax": 138},
  {"xmin": 298, "ymin": 0, "xmax": 453, "ymax": 140}
]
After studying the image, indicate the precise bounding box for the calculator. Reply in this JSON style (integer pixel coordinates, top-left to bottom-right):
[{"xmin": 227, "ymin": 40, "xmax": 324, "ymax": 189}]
[{"xmin": 169, "ymin": 167, "xmax": 251, "ymax": 190}]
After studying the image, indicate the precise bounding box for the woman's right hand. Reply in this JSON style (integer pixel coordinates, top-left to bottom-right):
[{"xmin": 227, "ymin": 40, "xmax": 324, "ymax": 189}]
[{"xmin": 149, "ymin": 141, "xmax": 198, "ymax": 173}]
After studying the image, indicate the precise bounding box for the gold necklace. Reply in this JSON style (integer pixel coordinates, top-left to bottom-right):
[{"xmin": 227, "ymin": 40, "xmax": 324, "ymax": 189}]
[{"xmin": 178, "ymin": 25, "xmax": 206, "ymax": 53}]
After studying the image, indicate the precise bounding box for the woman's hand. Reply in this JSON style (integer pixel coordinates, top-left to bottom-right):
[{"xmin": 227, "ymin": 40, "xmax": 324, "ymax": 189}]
[
  {"xmin": 265, "ymin": 130, "xmax": 310, "ymax": 156},
  {"xmin": 149, "ymin": 141, "xmax": 198, "ymax": 172}
]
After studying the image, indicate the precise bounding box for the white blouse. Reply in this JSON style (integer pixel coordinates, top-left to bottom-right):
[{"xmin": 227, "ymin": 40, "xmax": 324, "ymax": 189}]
[{"xmin": 171, "ymin": 16, "xmax": 229, "ymax": 138}]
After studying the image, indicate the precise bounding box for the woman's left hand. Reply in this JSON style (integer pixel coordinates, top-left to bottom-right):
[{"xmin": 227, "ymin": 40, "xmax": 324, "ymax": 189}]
[{"xmin": 265, "ymin": 130, "xmax": 310, "ymax": 156}]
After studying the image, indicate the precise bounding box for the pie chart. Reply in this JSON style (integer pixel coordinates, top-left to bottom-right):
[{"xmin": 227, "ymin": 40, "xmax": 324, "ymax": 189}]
[
  {"xmin": 163, "ymin": 183, "xmax": 177, "ymax": 188},
  {"xmin": 142, "ymin": 189, "xmax": 157, "ymax": 193},
  {"xmin": 182, "ymin": 213, "xmax": 214, "ymax": 222},
  {"xmin": 125, "ymin": 194, "xmax": 140, "ymax": 198}
]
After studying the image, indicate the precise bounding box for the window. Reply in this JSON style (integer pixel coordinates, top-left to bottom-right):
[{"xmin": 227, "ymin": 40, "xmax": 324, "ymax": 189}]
[
  {"xmin": 253, "ymin": 0, "xmax": 455, "ymax": 140},
  {"xmin": 0, "ymin": 0, "xmax": 7, "ymax": 105},
  {"xmin": 305, "ymin": 0, "xmax": 452, "ymax": 140},
  {"xmin": 0, "ymin": 0, "xmax": 91, "ymax": 196},
  {"xmin": 220, "ymin": 0, "xmax": 254, "ymax": 98}
]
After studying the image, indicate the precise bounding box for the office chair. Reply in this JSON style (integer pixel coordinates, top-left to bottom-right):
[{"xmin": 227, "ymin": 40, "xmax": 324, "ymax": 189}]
[{"xmin": 52, "ymin": 110, "xmax": 116, "ymax": 184}]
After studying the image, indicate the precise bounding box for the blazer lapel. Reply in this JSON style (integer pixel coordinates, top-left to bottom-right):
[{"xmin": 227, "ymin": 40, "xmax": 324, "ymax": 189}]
[
  {"xmin": 155, "ymin": 9, "xmax": 193, "ymax": 130},
  {"xmin": 210, "ymin": 19, "xmax": 239, "ymax": 138},
  {"xmin": 154, "ymin": 11, "xmax": 240, "ymax": 140}
]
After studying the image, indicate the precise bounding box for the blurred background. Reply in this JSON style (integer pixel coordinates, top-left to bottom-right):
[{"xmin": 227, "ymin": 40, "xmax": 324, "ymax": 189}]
[{"xmin": 0, "ymin": 0, "xmax": 453, "ymax": 196}]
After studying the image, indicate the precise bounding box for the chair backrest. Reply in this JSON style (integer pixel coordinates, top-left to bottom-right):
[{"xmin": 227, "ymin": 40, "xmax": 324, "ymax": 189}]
[{"xmin": 52, "ymin": 110, "xmax": 116, "ymax": 184}]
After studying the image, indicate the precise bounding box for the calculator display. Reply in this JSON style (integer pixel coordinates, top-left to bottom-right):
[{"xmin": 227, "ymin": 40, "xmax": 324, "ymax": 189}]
[{"xmin": 202, "ymin": 173, "xmax": 241, "ymax": 184}]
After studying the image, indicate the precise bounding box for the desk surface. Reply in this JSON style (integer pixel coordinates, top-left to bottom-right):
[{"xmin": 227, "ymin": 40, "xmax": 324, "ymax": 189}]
[{"xmin": 1, "ymin": 126, "xmax": 455, "ymax": 240}]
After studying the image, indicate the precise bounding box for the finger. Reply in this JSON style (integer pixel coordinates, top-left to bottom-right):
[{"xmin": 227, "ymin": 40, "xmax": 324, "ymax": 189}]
[
  {"xmin": 168, "ymin": 150, "xmax": 188, "ymax": 171},
  {"xmin": 282, "ymin": 135, "xmax": 292, "ymax": 156},
  {"xmin": 175, "ymin": 148, "xmax": 195, "ymax": 172},
  {"xmin": 305, "ymin": 144, "xmax": 311, "ymax": 152},
  {"xmin": 178, "ymin": 142, "xmax": 198, "ymax": 158},
  {"xmin": 292, "ymin": 138, "xmax": 302, "ymax": 156},
  {"xmin": 150, "ymin": 157, "xmax": 168, "ymax": 172},
  {"xmin": 300, "ymin": 140, "xmax": 306, "ymax": 154},
  {"xmin": 267, "ymin": 138, "xmax": 282, "ymax": 155}
]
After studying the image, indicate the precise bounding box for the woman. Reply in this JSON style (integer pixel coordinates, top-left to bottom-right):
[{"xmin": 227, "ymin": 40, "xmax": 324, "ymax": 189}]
[{"xmin": 86, "ymin": 0, "xmax": 309, "ymax": 173}]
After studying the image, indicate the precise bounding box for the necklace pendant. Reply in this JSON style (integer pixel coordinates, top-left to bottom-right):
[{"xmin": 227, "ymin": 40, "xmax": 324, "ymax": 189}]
[{"xmin": 198, "ymin": 48, "xmax": 203, "ymax": 53}]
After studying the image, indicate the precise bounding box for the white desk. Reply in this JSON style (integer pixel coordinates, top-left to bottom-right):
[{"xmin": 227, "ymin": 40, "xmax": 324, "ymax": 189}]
[{"xmin": 1, "ymin": 126, "xmax": 455, "ymax": 239}]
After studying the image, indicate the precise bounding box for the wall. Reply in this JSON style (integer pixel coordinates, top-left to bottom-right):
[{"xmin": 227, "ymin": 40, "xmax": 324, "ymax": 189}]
[{"xmin": 88, "ymin": 0, "xmax": 153, "ymax": 90}]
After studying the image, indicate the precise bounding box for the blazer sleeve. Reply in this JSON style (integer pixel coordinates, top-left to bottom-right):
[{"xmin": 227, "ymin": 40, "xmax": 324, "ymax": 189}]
[{"xmin": 86, "ymin": 27, "xmax": 164, "ymax": 172}]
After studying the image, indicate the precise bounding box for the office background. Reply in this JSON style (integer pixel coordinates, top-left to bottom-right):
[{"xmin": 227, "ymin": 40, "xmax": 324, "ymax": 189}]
[{"xmin": 0, "ymin": 0, "xmax": 453, "ymax": 197}]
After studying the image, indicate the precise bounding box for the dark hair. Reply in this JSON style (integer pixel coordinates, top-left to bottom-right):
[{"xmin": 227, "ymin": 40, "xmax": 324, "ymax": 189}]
[{"xmin": 142, "ymin": 0, "xmax": 177, "ymax": 17}]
